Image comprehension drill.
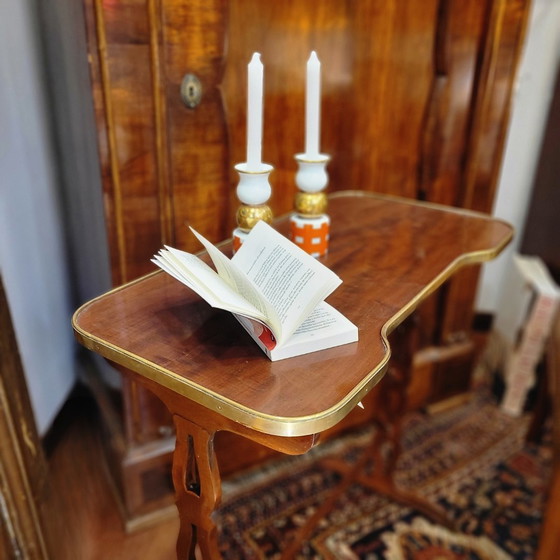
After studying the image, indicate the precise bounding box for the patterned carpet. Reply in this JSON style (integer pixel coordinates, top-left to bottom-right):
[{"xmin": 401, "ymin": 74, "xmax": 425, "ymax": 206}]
[{"xmin": 216, "ymin": 391, "xmax": 551, "ymax": 559}]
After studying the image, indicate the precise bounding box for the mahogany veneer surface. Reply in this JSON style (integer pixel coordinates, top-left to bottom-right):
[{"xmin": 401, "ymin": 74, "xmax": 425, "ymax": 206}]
[{"xmin": 73, "ymin": 192, "xmax": 512, "ymax": 437}]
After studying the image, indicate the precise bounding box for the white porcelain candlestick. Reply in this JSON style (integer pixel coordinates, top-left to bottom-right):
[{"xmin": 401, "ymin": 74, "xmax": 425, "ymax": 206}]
[
  {"xmin": 233, "ymin": 162, "xmax": 274, "ymax": 253},
  {"xmin": 233, "ymin": 52, "xmax": 273, "ymax": 253},
  {"xmin": 290, "ymin": 51, "xmax": 330, "ymax": 257},
  {"xmin": 295, "ymin": 153, "xmax": 330, "ymax": 194}
]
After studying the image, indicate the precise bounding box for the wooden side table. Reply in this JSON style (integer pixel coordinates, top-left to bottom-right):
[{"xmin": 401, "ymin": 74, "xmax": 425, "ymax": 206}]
[{"xmin": 73, "ymin": 191, "xmax": 512, "ymax": 558}]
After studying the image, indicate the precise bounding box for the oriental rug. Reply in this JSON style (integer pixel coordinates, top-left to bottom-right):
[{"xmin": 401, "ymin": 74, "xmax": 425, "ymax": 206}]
[{"xmin": 216, "ymin": 391, "xmax": 551, "ymax": 559}]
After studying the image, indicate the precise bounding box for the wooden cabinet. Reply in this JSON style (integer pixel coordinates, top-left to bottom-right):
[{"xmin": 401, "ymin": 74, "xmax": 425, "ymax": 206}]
[
  {"xmin": 82, "ymin": 0, "xmax": 530, "ymax": 526},
  {"xmin": 0, "ymin": 278, "xmax": 50, "ymax": 558}
]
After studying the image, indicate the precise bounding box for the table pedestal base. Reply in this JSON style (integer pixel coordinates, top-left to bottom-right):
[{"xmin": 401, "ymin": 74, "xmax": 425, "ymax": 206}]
[
  {"xmin": 131, "ymin": 374, "xmax": 319, "ymax": 559},
  {"xmin": 172, "ymin": 415, "xmax": 221, "ymax": 559},
  {"xmin": 280, "ymin": 319, "xmax": 455, "ymax": 559},
  {"xmin": 126, "ymin": 318, "xmax": 455, "ymax": 559}
]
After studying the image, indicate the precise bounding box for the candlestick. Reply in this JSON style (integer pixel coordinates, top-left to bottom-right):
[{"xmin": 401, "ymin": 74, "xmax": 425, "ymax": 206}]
[
  {"xmin": 233, "ymin": 163, "xmax": 273, "ymax": 253},
  {"xmin": 290, "ymin": 153, "xmax": 331, "ymax": 258},
  {"xmin": 293, "ymin": 52, "xmax": 329, "ymax": 257},
  {"xmin": 247, "ymin": 53, "xmax": 263, "ymax": 171},
  {"xmin": 305, "ymin": 51, "xmax": 321, "ymax": 159}
]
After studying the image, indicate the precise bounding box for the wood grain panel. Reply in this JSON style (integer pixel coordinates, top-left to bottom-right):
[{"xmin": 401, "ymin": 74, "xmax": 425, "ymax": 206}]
[
  {"xmin": 420, "ymin": 0, "xmax": 491, "ymax": 206},
  {"xmin": 148, "ymin": 0, "xmax": 174, "ymax": 247},
  {"xmin": 440, "ymin": 0, "xmax": 530, "ymax": 340},
  {"xmin": 162, "ymin": 0, "xmax": 231, "ymax": 251},
  {"xmin": 462, "ymin": 0, "xmax": 531, "ymax": 212},
  {"xmin": 223, "ymin": 0, "xmax": 439, "ymax": 210},
  {"xmin": 88, "ymin": 0, "xmax": 162, "ymax": 284},
  {"xmin": 85, "ymin": 0, "xmax": 529, "ymax": 287},
  {"xmin": 347, "ymin": 1, "xmax": 438, "ymax": 197},
  {"xmin": 223, "ymin": 0, "xmax": 351, "ymax": 213}
]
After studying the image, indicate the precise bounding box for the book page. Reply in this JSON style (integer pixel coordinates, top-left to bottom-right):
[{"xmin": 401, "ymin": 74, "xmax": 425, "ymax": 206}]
[
  {"xmin": 232, "ymin": 221, "xmax": 341, "ymax": 343},
  {"xmin": 292, "ymin": 303, "xmax": 343, "ymax": 335},
  {"xmin": 235, "ymin": 302, "xmax": 358, "ymax": 361},
  {"xmin": 152, "ymin": 248, "xmax": 267, "ymax": 322},
  {"xmin": 189, "ymin": 227, "xmax": 281, "ymax": 334},
  {"xmin": 278, "ymin": 301, "xmax": 358, "ymax": 354}
]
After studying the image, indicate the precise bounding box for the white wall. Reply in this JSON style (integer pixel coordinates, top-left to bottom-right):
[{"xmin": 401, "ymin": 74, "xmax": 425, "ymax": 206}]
[
  {"xmin": 476, "ymin": 0, "xmax": 560, "ymax": 312},
  {"xmin": 0, "ymin": 0, "xmax": 75, "ymax": 434},
  {"xmin": 0, "ymin": 0, "xmax": 112, "ymax": 434}
]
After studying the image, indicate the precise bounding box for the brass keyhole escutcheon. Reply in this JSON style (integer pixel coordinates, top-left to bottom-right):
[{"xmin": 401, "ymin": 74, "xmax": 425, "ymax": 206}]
[{"xmin": 180, "ymin": 74, "xmax": 202, "ymax": 109}]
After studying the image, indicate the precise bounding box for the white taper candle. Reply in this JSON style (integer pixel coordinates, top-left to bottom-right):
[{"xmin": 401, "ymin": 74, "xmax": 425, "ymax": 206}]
[
  {"xmin": 305, "ymin": 51, "xmax": 321, "ymax": 159},
  {"xmin": 247, "ymin": 53, "xmax": 263, "ymax": 171}
]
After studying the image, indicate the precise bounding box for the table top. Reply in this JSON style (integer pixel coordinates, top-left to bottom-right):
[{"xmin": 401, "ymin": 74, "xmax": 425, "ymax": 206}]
[{"xmin": 73, "ymin": 191, "xmax": 512, "ymax": 437}]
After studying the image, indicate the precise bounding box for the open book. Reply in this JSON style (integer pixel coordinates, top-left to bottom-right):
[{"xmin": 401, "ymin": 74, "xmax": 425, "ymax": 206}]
[{"xmin": 152, "ymin": 221, "xmax": 358, "ymax": 361}]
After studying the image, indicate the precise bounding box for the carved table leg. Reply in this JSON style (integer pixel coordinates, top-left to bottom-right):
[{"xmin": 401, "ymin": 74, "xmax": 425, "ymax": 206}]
[
  {"xmin": 281, "ymin": 318, "xmax": 454, "ymax": 558},
  {"xmin": 172, "ymin": 414, "xmax": 222, "ymax": 560},
  {"xmin": 127, "ymin": 372, "xmax": 318, "ymax": 560},
  {"xmin": 357, "ymin": 319, "xmax": 454, "ymax": 528}
]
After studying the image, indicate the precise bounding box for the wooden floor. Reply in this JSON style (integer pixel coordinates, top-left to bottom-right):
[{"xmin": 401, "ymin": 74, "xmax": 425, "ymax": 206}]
[{"xmin": 43, "ymin": 389, "xmax": 179, "ymax": 560}]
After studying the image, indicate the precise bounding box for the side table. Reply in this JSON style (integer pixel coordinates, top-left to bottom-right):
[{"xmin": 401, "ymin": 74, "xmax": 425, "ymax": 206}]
[{"xmin": 73, "ymin": 191, "xmax": 513, "ymax": 558}]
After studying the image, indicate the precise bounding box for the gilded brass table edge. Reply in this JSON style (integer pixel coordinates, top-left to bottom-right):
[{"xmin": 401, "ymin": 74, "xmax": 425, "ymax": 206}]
[
  {"xmin": 329, "ymin": 189, "xmax": 515, "ymax": 231},
  {"xmin": 72, "ymin": 227, "xmax": 511, "ymax": 438},
  {"xmin": 72, "ymin": 316, "xmax": 391, "ymax": 437},
  {"xmin": 72, "ymin": 193, "xmax": 513, "ymax": 438}
]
